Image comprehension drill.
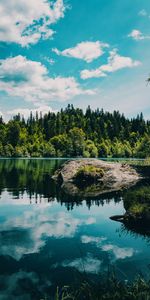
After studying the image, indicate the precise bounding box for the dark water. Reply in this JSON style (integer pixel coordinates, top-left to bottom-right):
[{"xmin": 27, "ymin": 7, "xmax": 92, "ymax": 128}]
[{"xmin": 0, "ymin": 159, "xmax": 150, "ymax": 300}]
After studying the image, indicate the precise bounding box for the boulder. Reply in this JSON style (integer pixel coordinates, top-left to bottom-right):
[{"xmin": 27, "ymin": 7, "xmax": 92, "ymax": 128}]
[{"xmin": 52, "ymin": 159, "xmax": 141, "ymax": 198}]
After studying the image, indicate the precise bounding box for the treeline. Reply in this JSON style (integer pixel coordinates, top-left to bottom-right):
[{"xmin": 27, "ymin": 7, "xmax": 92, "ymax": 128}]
[{"xmin": 0, "ymin": 104, "xmax": 150, "ymax": 158}]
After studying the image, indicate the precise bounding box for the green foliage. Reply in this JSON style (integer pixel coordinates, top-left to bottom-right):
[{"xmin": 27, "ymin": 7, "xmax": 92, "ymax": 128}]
[
  {"xmin": 68, "ymin": 127, "xmax": 85, "ymax": 156},
  {"xmin": 124, "ymin": 186, "xmax": 150, "ymax": 208},
  {"xmin": 123, "ymin": 185, "xmax": 150, "ymax": 222},
  {"xmin": 98, "ymin": 142, "xmax": 109, "ymax": 157},
  {"xmin": 84, "ymin": 140, "xmax": 98, "ymax": 157},
  {"xmin": 75, "ymin": 165, "xmax": 104, "ymax": 185},
  {"xmin": 129, "ymin": 203, "xmax": 148, "ymax": 215},
  {"xmin": 0, "ymin": 105, "xmax": 150, "ymax": 158},
  {"xmin": 135, "ymin": 134, "xmax": 150, "ymax": 158},
  {"xmin": 77, "ymin": 165, "xmax": 104, "ymax": 175},
  {"xmin": 7, "ymin": 120, "xmax": 21, "ymax": 147}
]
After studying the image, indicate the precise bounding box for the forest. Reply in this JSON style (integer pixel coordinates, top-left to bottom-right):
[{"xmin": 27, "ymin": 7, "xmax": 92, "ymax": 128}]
[{"xmin": 0, "ymin": 104, "xmax": 150, "ymax": 158}]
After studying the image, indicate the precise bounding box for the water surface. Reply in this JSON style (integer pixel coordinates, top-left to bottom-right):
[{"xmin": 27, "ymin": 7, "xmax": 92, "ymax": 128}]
[{"xmin": 0, "ymin": 159, "xmax": 149, "ymax": 299}]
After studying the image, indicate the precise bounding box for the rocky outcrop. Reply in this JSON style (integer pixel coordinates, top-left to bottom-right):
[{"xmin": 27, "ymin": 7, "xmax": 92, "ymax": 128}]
[{"xmin": 52, "ymin": 159, "xmax": 140, "ymax": 198}]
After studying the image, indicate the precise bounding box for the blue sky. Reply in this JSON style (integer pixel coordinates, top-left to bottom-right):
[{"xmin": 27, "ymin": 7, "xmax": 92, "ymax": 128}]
[{"xmin": 0, "ymin": 0, "xmax": 150, "ymax": 120}]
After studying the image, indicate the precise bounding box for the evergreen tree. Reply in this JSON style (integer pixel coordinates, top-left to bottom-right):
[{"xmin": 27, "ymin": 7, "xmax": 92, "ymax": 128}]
[{"xmin": 0, "ymin": 104, "xmax": 150, "ymax": 158}]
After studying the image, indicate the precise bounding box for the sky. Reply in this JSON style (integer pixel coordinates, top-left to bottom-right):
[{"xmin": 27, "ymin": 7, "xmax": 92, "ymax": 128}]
[{"xmin": 0, "ymin": 0, "xmax": 150, "ymax": 120}]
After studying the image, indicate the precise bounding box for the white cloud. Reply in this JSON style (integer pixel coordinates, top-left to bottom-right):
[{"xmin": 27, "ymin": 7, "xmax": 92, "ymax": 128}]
[
  {"xmin": 128, "ymin": 30, "xmax": 144, "ymax": 40},
  {"xmin": 6, "ymin": 105, "xmax": 55, "ymax": 120},
  {"xmin": 0, "ymin": 0, "xmax": 66, "ymax": 46},
  {"xmin": 0, "ymin": 55, "xmax": 95, "ymax": 104},
  {"xmin": 41, "ymin": 55, "xmax": 56, "ymax": 65},
  {"xmin": 102, "ymin": 244, "xmax": 135, "ymax": 259},
  {"xmin": 88, "ymin": 77, "xmax": 150, "ymax": 118},
  {"xmin": 53, "ymin": 41, "xmax": 109, "ymax": 63},
  {"xmin": 81, "ymin": 68, "xmax": 106, "ymax": 79},
  {"xmin": 61, "ymin": 254, "xmax": 102, "ymax": 274},
  {"xmin": 80, "ymin": 49, "xmax": 141, "ymax": 79},
  {"xmin": 45, "ymin": 58, "xmax": 56, "ymax": 65},
  {"xmin": 138, "ymin": 9, "xmax": 147, "ymax": 16},
  {"xmin": 128, "ymin": 29, "xmax": 150, "ymax": 41}
]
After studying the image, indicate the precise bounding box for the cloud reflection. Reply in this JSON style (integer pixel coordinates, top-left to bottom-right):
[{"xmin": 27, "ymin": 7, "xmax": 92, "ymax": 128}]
[
  {"xmin": 102, "ymin": 244, "xmax": 135, "ymax": 259},
  {"xmin": 0, "ymin": 207, "xmax": 96, "ymax": 260},
  {"xmin": 81, "ymin": 235, "xmax": 106, "ymax": 244},
  {"xmin": 81, "ymin": 235, "xmax": 136, "ymax": 260},
  {"xmin": 61, "ymin": 253, "xmax": 102, "ymax": 274}
]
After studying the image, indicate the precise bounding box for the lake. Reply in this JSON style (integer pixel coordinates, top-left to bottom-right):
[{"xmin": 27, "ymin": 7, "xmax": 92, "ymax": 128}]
[{"xmin": 0, "ymin": 158, "xmax": 150, "ymax": 299}]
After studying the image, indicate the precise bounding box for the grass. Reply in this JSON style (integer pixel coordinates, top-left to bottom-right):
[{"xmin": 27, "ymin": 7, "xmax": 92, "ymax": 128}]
[
  {"xmin": 75, "ymin": 165, "xmax": 104, "ymax": 184},
  {"xmin": 41, "ymin": 274, "xmax": 150, "ymax": 300},
  {"xmin": 77, "ymin": 165, "xmax": 104, "ymax": 175},
  {"xmin": 68, "ymin": 277, "xmax": 150, "ymax": 300}
]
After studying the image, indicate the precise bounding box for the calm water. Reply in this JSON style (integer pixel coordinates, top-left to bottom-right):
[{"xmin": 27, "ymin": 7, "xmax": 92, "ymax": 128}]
[{"xmin": 0, "ymin": 159, "xmax": 150, "ymax": 299}]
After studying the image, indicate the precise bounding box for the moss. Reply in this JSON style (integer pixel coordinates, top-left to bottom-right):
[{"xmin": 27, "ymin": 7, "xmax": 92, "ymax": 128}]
[
  {"xmin": 74, "ymin": 165, "xmax": 104, "ymax": 185},
  {"xmin": 73, "ymin": 165, "xmax": 105, "ymax": 187},
  {"xmin": 76, "ymin": 165, "xmax": 104, "ymax": 177}
]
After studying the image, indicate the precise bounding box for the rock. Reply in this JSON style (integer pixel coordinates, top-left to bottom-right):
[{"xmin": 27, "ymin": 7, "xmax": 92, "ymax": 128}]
[
  {"xmin": 52, "ymin": 159, "xmax": 141, "ymax": 198},
  {"xmin": 110, "ymin": 215, "xmax": 125, "ymax": 222}
]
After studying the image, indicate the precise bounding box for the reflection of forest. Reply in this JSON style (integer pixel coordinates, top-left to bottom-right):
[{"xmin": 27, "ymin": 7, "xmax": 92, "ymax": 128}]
[
  {"xmin": 1, "ymin": 159, "xmax": 150, "ymax": 218},
  {"xmin": 0, "ymin": 159, "xmax": 63, "ymax": 199},
  {"xmin": 0, "ymin": 159, "xmax": 123, "ymax": 209}
]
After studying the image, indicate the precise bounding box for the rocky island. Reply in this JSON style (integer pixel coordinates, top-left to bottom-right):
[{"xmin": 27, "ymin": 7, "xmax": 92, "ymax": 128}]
[{"xmin": 52, "ymin": 159, "xmax": 140, "ymax": 198}]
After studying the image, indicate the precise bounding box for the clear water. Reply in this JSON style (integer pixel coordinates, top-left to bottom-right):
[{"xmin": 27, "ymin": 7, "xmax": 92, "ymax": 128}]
[{"xmin": 0, "ymin": 159, "xmax": 149, "ymax": 299}]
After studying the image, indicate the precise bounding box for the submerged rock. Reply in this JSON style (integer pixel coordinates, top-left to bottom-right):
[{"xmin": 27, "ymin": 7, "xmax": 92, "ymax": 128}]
[{"xmin": 52, "ymin": 159, "xmax": 140, "ymax": 198}]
